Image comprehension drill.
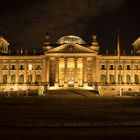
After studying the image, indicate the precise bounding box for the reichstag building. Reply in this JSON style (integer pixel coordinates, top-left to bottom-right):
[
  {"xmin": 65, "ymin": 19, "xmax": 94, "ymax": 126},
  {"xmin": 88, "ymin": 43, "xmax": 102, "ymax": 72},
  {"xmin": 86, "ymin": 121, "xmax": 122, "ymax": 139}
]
[{"xmin": 0, "ymin": 34, "xmax": 140, "ymax": 96}]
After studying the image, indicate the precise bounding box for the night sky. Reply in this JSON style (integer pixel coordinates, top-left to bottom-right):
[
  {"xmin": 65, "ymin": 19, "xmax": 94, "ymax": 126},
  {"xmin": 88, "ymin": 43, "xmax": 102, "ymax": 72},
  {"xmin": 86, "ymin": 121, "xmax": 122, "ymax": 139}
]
[{"xmin": 0, "ymin": 0, "xmax": 139, "ymax": 53}]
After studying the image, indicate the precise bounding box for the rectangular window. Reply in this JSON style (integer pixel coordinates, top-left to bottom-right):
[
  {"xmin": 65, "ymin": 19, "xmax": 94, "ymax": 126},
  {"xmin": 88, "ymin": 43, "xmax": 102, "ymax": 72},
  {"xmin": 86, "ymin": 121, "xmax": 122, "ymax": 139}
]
[
  {"xmin": 134, "ymin": 65, "xmax": 138, "ymax": 70},
  {"xmin": 36, "ymin": 65, "xmax": 41, "ymax": 70},
  {"xmin": 126, "ymin": 65, "xmax": 131, "ymax": 70},
  {"xmin": 128, "ymin": 88, "xmax": 131, "ymax": 91},
  {"xmin": 101, "ymin": 65, "xmax": 106, "ymax": 70},
  {"xmin": 19, "ymin": 65, "xmax": 24, "ymax": 70},
  {"xmin": 28, "ymin": 64, "xmax": 33, "ymax": 70},
  {"xmin": 110, "ymin": 65, "xmax": 114, "ymax": 70},
  {"xmin": 11, "ymin": 65, "xmax": 16, "ymax": 70},
  {"xmin": 3, "ymin": 65, "xmax": 7, "ymax": 70},
  {"xmin": 111, "ymin": 88, "xmax": 115, "ymax": 90}
]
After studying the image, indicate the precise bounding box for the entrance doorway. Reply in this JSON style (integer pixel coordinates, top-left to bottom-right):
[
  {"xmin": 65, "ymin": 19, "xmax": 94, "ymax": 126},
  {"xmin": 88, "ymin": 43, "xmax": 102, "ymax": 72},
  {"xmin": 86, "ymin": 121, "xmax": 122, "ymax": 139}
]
[{"xmin": 67, "ymin": 68, "xmax": 75, "ymax": 87}]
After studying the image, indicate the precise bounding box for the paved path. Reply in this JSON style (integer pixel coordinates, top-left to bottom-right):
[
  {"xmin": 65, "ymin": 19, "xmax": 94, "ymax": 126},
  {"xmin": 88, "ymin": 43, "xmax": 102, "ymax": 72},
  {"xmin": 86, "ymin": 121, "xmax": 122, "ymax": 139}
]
[{"xmin": 0, "ymin": 96, "xmax": 140, "ymax": 139}]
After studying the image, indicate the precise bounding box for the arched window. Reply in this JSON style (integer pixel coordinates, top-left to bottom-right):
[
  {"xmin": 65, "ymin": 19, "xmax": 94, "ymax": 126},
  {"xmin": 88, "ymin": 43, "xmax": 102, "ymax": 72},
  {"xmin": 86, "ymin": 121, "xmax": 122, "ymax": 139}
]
[
  {"xmin": 35, "ymin": 74, "xmax": 41, "ymax": 84},
  {"xmin": 27, "ymin": 74, "xmax": 32, "ymax": 84},
  {"xmin": 110, "ymin": 74, "xmax": 115, "ymax": 84},
  {"xmin": 11, "ymin": 75, "xmax": 16, "ymax": 84},
  {"xmin": 134, "ymin": 74, "xmax": 139, "ymax": 84},
  {"xmin": 126, "ymin": 74, "xmax": 131, "ymax": 84},
  {"xmin": 19, "ymin": 74, "xmax": 24, "ymax": 84},
  {"xmin": 3, "ymin": 74, "xmax": 7, "ymax": 84},
  {"xmin": 101, "ymin": 74, "xmax": 106, "ymax": 85},
  {"xmin": 118, "ymin": 74, "xmax": 123, "ymax": 84}
]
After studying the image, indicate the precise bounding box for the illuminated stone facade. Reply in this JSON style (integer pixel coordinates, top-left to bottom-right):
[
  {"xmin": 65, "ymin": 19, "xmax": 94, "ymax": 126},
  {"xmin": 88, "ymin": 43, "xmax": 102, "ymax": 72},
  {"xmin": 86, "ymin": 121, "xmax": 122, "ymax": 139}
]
[
  {"xmin": 0, "ymin": 36, "xmax": 9, "ymax": 54},
  {"xmin": 0, "ymin": 35, "xmax": 140, "ymax": 96}
]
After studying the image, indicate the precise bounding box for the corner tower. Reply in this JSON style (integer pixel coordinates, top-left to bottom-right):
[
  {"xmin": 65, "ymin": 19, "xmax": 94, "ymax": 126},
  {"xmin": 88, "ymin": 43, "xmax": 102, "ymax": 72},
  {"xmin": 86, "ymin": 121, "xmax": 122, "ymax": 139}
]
[
  {"xmin": 90, "ymin": 35, "xmax": 100, "ymax": 54},
  {"xmin": 43, "ymin": 33, "xmax": 52, "ymax": 52},
  {"xmin": 133, "ymin": 37, "xmax": 140, "ymax": 54},
  {"xmin": 0, "ymin": 36, "xmax": 9, "ymax": 54}
]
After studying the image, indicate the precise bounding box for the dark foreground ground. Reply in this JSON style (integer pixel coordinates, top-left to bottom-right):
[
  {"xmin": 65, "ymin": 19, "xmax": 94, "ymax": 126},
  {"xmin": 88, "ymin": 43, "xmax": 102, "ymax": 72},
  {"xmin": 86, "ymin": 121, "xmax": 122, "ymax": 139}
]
[{"xmin": 0, "ymin": 91, "xmax": 140, "ymax": 139}]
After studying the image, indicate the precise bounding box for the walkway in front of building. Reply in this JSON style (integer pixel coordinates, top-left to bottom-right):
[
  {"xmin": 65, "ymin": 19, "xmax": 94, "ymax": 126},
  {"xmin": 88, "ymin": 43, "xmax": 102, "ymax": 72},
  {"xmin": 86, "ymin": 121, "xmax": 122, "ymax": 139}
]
[{"xmin": 44, "ymin": 90, "xmax": 99, "ymax": 97}]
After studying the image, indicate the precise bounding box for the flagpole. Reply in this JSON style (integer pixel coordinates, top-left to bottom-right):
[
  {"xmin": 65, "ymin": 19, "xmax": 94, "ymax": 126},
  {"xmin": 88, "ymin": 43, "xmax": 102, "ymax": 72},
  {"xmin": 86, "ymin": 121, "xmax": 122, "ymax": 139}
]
[
  {"xmin": 117, "ymin": 29, "xmax": 122, "ymax": 96},
  {"xmin": 119, "ymin": 52, "xmax": 122, "ymax": 97}
]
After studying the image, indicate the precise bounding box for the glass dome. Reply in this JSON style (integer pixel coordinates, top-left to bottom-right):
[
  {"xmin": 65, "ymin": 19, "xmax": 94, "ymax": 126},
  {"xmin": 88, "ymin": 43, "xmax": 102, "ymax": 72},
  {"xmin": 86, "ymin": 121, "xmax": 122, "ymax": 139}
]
[{"xmin": 57, "ymin": 35, "xmax": 86, "ymax": 44}]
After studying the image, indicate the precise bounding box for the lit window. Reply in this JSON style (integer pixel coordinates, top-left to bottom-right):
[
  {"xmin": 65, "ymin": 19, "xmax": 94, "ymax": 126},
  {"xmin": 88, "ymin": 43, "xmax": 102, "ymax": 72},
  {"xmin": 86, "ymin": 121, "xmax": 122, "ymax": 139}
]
[{"xmin": 28, "ymin": 64, "xmax": 32, "ymax": 70}]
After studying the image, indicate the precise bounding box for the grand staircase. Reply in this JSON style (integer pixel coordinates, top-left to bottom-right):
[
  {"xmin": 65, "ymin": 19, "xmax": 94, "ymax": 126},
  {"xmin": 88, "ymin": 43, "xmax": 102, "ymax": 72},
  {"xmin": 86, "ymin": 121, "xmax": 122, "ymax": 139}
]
[{"xmin": 44, "ymin": 90, "xmax": 99, "ymax": 97}]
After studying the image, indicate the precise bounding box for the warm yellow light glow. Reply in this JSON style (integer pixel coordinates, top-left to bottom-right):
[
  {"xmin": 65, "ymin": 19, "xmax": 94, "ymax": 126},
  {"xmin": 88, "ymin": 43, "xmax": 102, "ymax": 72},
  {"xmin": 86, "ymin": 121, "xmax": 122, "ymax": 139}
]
[
  {"xmin": 68, "ymin": 58, "xmax": 74, "ymax": 68},
  {"xmin": 28, "ymin": 64, "xmax": 32, "ymax": 70}
]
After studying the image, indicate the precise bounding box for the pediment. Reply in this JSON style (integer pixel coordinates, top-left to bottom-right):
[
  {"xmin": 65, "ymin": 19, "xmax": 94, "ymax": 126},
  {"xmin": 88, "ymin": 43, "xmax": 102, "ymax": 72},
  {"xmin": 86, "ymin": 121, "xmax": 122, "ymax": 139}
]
[{"xmin": 46, "ymin": 44, "xmax": 95, "ymax": 53}]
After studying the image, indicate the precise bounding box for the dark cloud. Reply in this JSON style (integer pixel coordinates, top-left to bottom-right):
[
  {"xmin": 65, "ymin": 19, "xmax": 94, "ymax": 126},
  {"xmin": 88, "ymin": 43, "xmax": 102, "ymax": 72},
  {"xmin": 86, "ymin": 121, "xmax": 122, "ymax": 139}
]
[{"xmin": 0, "ymin": 0, "xmax": 125, "ymax": 50}]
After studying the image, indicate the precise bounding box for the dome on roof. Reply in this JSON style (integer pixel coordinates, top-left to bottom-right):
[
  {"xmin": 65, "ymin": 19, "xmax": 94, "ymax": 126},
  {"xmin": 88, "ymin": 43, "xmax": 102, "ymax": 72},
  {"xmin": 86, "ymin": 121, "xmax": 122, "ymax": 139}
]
[{"xmin": 57, "ymin": 35, "xmax": 86, "ymax": 44}]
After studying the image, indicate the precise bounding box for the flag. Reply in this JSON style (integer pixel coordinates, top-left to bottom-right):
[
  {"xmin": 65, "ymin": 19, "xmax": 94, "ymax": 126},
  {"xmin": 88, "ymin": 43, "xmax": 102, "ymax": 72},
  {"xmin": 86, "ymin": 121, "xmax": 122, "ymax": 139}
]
[{"xmin": 117, "ymin": 30, "xmax": 120, "ymax": 59}]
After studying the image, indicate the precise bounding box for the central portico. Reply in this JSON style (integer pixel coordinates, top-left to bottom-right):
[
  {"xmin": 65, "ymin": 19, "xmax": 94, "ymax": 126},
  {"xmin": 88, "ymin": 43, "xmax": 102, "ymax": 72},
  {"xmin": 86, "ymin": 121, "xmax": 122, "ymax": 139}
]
[{"xmin": 43, "ymin": 35, "xmax": 100, "ymax": 89}]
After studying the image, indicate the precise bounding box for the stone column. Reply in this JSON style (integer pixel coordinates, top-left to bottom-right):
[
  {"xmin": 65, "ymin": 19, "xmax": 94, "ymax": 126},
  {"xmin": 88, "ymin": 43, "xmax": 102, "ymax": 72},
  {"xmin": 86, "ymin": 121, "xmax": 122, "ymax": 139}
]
[
  {"xmin": 113, "ymin": 60, "xmax": 118, "ymax": 83},
  {"xmin": 83, "ymin": 57, "xmax": 88, "ymax": 87},
  {"xmin": 24, "ymin": 61, "xmax": 27, "ymax": 84},
  {"xmin": 46, "ymin": 59, "xmax": 50, "ymax": 84},
  {"xmin": 95, "ymin": 58, "xmax": 100, "ymax": 84},
  {"xmin": 74, "ymin": 58, "xmax": 78, "ymax": 87},
  {"xmin": 123, "ymin": 60, "xmax": 126, "ymax": 84},
  {"xmin": 42, "ymin": 59, "xmax": 46, "ymax": 83},
  {"xmin": 131, "ymin": 61, "xmax": 134, "ymax": 84},
  {"xmin": 8, "ymin": 61, "xmax": 10, "ymax": 84},
  {"xmin": 92, "ymin": 57, "xmax": 95, "ymax": 88},
  {"xmin": 116, "ymin": 60, "xmax": 119, "ymax": 84},
  {"xmin": 120, "ymin": 60, "xmax": 123, "ymax": 84},
  {"xmin": 106, "ymin": 61, "xmax": 109, "ymax": 84},
  {"xmin": 32, "ymin": 61, "xmax": 36, "ymax": 84},
  {"xmin": 16, "ymin": 61, "xmax": 19, "ymax": 84},
  {"xmin": 64, "ymin": 58, "xmax": 68, "ymax": 87},
  {"xmin": 55, "ymin": 58, "xmax": 59, "ymax": 87}
]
